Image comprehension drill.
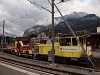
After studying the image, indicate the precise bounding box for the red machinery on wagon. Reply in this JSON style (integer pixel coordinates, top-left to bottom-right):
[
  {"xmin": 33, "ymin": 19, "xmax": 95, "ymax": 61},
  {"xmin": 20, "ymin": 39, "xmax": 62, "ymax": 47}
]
[{"xmin": 11, "ymin": 37, "xmax": 33, "ymax": 56}]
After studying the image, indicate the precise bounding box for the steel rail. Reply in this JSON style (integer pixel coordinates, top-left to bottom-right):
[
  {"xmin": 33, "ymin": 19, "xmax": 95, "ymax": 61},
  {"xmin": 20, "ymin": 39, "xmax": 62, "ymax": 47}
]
[{"xmin": 0, "ymin": 52, "xmax": 99, "ymax": 75}]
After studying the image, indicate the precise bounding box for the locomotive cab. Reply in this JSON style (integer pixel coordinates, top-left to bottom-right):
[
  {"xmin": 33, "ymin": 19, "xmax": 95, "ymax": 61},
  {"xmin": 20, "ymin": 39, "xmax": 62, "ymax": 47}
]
[{"xmin": 56, "ymin": 34, "xmax": 92, "ymax": 59}]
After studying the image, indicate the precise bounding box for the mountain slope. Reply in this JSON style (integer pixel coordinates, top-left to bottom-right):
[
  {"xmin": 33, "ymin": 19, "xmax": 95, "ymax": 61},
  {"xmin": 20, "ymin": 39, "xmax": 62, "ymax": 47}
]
[
  {"xmin": 24, "ymin": 12, "xmax": 100, "ymax": 36},
  {"xmin": 23, "ymin": 25, "xmax": 47, "ymax": 36},
  {"xmin": 55, "ymin": 14, "xmax": 100, "ymax": 33},
  {"xmin": 64, "ymin": 11, "xmax": 88, "ymax": 19}
]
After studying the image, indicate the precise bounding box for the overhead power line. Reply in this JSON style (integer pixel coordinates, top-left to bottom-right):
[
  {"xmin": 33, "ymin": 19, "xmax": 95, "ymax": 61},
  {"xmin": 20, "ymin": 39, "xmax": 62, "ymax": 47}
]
[
  {"xmin": 6, "ymin": 9, "xmax": 42, "ymax": 25},
  {"xmin": 27, "ymin": 0, "xmax": 52, "ymax": 13},
  {"xmin": 59, "ymin": 2, "xmax": 100, "ymax": 12},
  {"xmin": 5, "ymin": 1, "xmax": 51, "ymax": 25},
  {"xmin": 7, "ymin": 1, "xmax": 25, "ymax": 13},
  {"xmin": 6, "ymin": 1, "xmax": 100, "ymax": 26},
  {"xmin": 6, "ymin": 10, "xmax": 50, "ymax": 26}
]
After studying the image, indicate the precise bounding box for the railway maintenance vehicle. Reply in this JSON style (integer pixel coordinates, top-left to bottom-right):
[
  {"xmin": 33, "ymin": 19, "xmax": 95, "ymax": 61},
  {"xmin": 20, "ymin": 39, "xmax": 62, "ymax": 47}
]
[{"xmin": 11, "ymin": 33, "xmax": 92, "ymax": 63}]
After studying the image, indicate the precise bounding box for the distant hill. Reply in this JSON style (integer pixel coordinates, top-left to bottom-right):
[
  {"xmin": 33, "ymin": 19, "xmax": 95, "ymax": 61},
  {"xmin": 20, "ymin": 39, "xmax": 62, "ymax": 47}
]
[
  {"xmin": 23, "ymin": 12, "xmax": 100, "ymax": 37},
  {"xmin": 64, "ymin": 11, "xmax": 88, "ymax": 19},
  {"xmin": 55, "ymin": 14, "xmax": 100, "ymax": 33},
  {"xmin": 81, "ymin": 14, "xmax": 100, "ymax": 20},
  {"xmin": 23, "ymin": 25, "xmax": 47, "ymax": 36}
]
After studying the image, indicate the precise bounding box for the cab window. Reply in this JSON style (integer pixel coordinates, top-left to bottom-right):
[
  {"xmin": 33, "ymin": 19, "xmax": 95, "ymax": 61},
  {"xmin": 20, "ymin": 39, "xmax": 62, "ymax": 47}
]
[
  {"xmin": 60, "ymin": 38, "xmax": 71, "ymax": 46},
  {"xmin": 72, "ymin": 38, "xmax": 78, "ymax": 46}
]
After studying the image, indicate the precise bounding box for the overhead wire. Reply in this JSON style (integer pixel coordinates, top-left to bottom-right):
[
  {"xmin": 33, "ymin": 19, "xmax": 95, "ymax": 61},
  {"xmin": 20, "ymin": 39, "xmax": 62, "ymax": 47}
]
[
  {"xmin": 6, "ymin": 1, "xmax": 51, "ymax": 26},
  {"xmin": 27, "ymin": 0, "xmax": 52, "ymax": 13},
  {"xmin": 6, "ymin": 10, "xmax": 50, "ymax": 26},
  {"xmin": 7, "ymin": 1, "xmax": 25, "ymax": 14},
  {"xmin": 5, "ymin": 0, "xmax": 99, "ymax": 19},
  {"xmin": 4, "ymin": 0, "xmax": 37, "ymax": 24},
  {"xmin": 6, "ymin": 0, "xmax": 100, "ymax": 27},
  {"xmin": 58, "ymin": 2, "xmax": 100, "ymax": 12},
  {"xmin": 5, "ymin": 0, "xmax": 67, "ymax": 25},
  {"xmin": 6, "ymin": 10, "xmax": 40, "ymax": 25},
  {"xmin": 0, "ymin": 22, "xmax": 3, "ymax": 26}
]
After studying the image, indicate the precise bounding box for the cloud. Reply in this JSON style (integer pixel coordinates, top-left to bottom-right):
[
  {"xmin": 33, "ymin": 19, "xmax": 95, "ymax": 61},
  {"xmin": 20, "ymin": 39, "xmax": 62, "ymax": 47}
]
[
  {"xmin": 55, "ymin": 0, "xmax": 100, "ymax": 16},
  {"xmin": 0, "ymin": 0, "xmax": 100, "ymax": 37},
  {"xmin": 35, "ymin": 18, "xmax": 52, "ymax": 26}
]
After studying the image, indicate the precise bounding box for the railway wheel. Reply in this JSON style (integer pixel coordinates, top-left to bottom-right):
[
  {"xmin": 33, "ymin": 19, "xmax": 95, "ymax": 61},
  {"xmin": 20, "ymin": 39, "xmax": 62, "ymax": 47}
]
[
  {"xmin": 12, "ymin": 50, "xmax": 16, "ymax": 55},
  {"xmin": 15, "ymin": 52, "xmax": 19, "ymax": 56},
  {"xmin": 25, "ymin": 51, "xmax": 29, "ymax": 57},
  {"xmin": 18, "ymin": 53, "xmax": 22, "ymax": 56}
]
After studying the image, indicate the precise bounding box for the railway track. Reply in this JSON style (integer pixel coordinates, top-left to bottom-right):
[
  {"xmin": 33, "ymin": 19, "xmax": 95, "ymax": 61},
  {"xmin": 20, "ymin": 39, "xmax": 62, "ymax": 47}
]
[{"xmin": 0, "ymin": 52, "xmax": 99, "ymax": 75}]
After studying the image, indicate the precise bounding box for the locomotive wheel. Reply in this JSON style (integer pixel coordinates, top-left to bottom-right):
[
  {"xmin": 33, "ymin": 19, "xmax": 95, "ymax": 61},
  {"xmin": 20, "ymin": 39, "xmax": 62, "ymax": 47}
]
[
  {"xmin": 15, "ymin": 52, "xmax": 18, "ymax": 56},
  {"xmin": 25, "ymin": 51, "xmax": 29, "ymax": 57},
  {"xmin": 18, "ymin": 53, "xmax": 22, "ymax": 56},
  {"xmin": 12, "ymin": 50, "xmax": 16, "ymax": 55}
]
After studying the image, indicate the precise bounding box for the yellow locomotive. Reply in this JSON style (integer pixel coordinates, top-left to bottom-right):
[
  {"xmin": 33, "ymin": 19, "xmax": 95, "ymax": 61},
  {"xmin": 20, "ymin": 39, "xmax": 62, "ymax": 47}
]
[{"xmin": 33, "ymin": 34, "xmax": 92, "ymax": 62}]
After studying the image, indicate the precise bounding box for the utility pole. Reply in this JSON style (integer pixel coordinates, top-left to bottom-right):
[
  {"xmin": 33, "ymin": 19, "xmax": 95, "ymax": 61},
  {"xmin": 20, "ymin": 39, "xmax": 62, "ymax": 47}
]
[
  {"xmin": 27, "ymin": 0, "xmax": 55, "ymax": 62},
  {"xmin": 51, "ymin": 0, "xmax": 55, "ymax": 64},
  {"xmin": 2, "ymin": 20, "xmax": 5, "ymax": 53}
]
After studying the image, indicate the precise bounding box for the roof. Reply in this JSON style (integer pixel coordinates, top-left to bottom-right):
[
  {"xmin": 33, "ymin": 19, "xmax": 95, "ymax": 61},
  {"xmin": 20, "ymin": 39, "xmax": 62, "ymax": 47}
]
[{"xmin": 90, "ymin": 32, "xmax": 100, "ymax": 35}]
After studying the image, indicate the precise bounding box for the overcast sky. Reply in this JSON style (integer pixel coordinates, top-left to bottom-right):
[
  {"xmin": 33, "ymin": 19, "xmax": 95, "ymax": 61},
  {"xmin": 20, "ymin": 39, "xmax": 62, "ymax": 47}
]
[{"xmin": 0, "ymin": 0, "xmax": 100, "ymax": 37}]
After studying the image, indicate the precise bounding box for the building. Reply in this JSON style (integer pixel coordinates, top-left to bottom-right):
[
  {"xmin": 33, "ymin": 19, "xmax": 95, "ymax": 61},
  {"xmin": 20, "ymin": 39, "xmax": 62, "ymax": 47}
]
[
  {"xmin": 97, "ymin": 27, "xmax": 100, "ymax": 33},
  {"xmin": 85, "ymin": 27, "xmax": 100, "ymax": 50}
]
